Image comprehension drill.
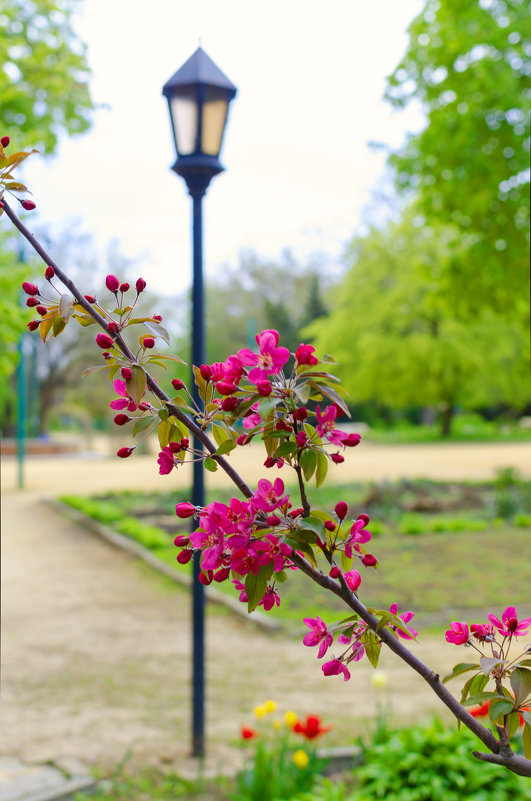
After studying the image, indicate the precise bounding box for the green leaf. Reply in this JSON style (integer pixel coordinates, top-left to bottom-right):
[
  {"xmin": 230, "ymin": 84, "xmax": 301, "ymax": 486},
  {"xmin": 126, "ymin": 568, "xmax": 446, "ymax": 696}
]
[
  {"xmin": 285, "ymin": 537, "xmax": 317, "ymax": 565},
  {"xmin": 204, "ymin": 457, "xmax": 218, "ymax": 472},
  {"xmin": 52, "ymin": 315, "xmax": 67, "ymax": 337},
  {"xmin": 132, "ymin": 416, "xmax": 153, "ymax": 437},
  {"xmin": 442, "ymin": 663, "xmax": 480, "ymax": 684},
  {"xmin": 126, "ymin": 365, "xmax": 146, "ymax": 404},
  {"xmin": 361, "ymin": 630, "xmax": 381, "ymax": 668},
  {"xmin": 300, "ymin": 448, "xmax": 317, "ymax": 481},
  {"xmin": 315, "ymin": 449, "xmax": 328, "ymax": 487},
  {"xmin": 506, "ymin": 711, "xmax": 521, "ymax": 739},
  {"xmin": 510, "ymin": 667, "xmax": 531, "ymax": 707},
  {"xmin": 212, "ymin": 423, "xmax": 229, "ymax": 446},
  {"xmin": 144, "ymin": 320, "xmax": 171, "ymax": 345},
  {"xmin": 523, "ymin": 710, "xmax": 531, "ymax": 726},
  {"xmin": 245, "ymin": 568, "xmax": 268, "ymax": 613},
  {"xmin": 523, "ymin": 722, "xmax": 531, "ymax": 760},
  {"xmin": 214, "ymin": 440, "xmax": 236, "ymax": 456},
  {"xmin": 158, "ymin": 408, "xmax": 169, "ymax": 421},
  {"xmin": 158, "ymin": 419, "xmax": 171, "ymax": 449},
  {"xmin": 468, "ymin": 673, "xmax": 488, "ymax": 697},
  {"xmin": 488, "ymin": 698, "xmax": 514, "ymax": 722},
  {"xmin": 274, "ymin": 440, "xmax": 297, "ymax": 458},
  {"xmin": 82, "ymin": 364, "xmax": 111, "ymax": 378},
  {"xmin": 340, "ymin": 550, "xmax": 353, "ymax": 571},
  {"xmin": 480, "ymin": 656, "xmax": 506, "ymax": 676},
  {"xmin": 462, "ymin": 691, "xmax": 503, "ymax": 707}
]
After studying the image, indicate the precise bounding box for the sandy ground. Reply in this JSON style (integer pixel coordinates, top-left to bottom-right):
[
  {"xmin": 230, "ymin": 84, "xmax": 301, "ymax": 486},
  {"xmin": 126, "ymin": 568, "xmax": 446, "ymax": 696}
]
[{"xmin": 0, "ymin": 439, "xmax": 530, "ymax": 774}]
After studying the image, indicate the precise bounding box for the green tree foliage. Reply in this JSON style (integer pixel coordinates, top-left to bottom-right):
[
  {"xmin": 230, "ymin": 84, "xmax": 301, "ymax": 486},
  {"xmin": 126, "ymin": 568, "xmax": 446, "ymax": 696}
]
[
  {"xmin": 385, "ymin": 0, "xmax": 530, "ymax": 314},
  {"xmin": 307, "ymin": 212, "xmax": 530, "ymax": 436},
  {"xmin": 0, "ymin": 0, "xmax": 94, "ymax": 153}
]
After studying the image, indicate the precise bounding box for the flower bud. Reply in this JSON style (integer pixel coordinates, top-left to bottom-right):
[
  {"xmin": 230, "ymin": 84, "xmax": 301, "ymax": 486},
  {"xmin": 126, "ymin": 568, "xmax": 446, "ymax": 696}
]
[
  {"xmin": 237, "ymin": 434, "xmax": 251, "ymax": 446},
  {"xmin": 200, "ymin": 364, "xmax": 212, "ymax": 381},
  {"xmin": 267, "ymin": 515, "xmax": 281, "ymax": 527},
  {"xmin": 105, "ymin": 274, "xmax": 120, "ymax": 292},
  {"xmin": 108, "ymin": 322, "xmax": 119, "ymax": 333},
  {"xmin": 142, "ymin": 337, "xmax": 155, "ymax": 349},
  {"xmin": 176, "ymin": 549, "xmax": 193, "ymax": 564},
  {"xmin": 173, "ymin": 535, "xmax": 190, "ymax": 547},
  {"xmin": 275, "ymin": 419, "xmax": 292, "ymax": 432},
  {"xmin": 295, "ymin": 343, "xmax": 318, "ymax": 365},
  {"xmin": 293, "ymin": 407, "xmax": 308, "ymax": 421},
  {"xmin": 22, "ymin": 282, "xmax": 39, "ymax": 296},
  {"xmin": 1, "ymin": 135, "xmax": 10, "ymax": 147},
  {"xmin": 116, "ymin": 447, "xmax": 133, "ymax": 458},
  {"xmin": 152, "ymin": 314, "xmax": 162, "ymax": 322},
  {"xmin": 324, "ymin": 521, "xmax": 336, "ymax": 532},
  {"xmin": 96, "ymin": 333, "xmax": 114, "ymax": 349},
  {"xmin": 135, "ymin": 277, "xmax": 146, "ymax": 293},
  {"xmin": 329, "ymin": 566, "xmax": 341, "ymax": 578},
  {"xmin": 21, "ymin": 199, "xmax": 36, "ymax": 211},
  {"xmin": 36, "ymin": 305, "xmax": 47, "ymax": 316},
  {"xmin": 332, "ymin": 403, "xmax": 346, "ymax": 418},
  {"xmin": 121, "ymin": 367, "xmax": 132, "ymax": 380},
  {"xmin": 295, "ymin": 431, "xmax": 307, "ymax": 448},
  {"xmin": 344, "ymin": 569, "xmax": 361, "ymax": 591},
  {"xmin": 26, "ymin": 297, "xmax": 39, "ymax": 307},
  {"xmin": 357, "ymin": 513, "xmax": 370, "ymax": 526},
  {"xmin": 335, "ymin": 501, "xmax": 348, "ymax": 520},
  {"xmin": 138, "ymin": 402, "xmax": 151, "ymax": 411},
  {"xmin": 119, "ymin": 282, "xmax": 130, "ymax": 293},
  {"xmin": 172, "ymin": 378, "xmax": 185, "ymax": 391},
  {"xmin": 344, "ymin": 433, "xmax": 361, "ymax": 447},
  {"xmin": 84, "ymin": 295, "xmax": 96, "ymax": 304},
  {"xmin": 27, "ymin": 320, "xmax": 40, "ymax": 331},
  {"xmin": 213, "ymin": 567, "xmax": 231, "ymax": 583},
  {"xmin": 288, "ymin": 507, "xmax": 304, "ymax": 519},
  {"xmin": 331, "ymin": 452, "xmax": 344, "ymax": 464},
  {"xmin": 199, "ymin": 571, "xmax": 213, "ymax": 586},
  {"xmin": 264, "ymin": 456, "xmax": 276, "ymax": 468},
  {"xmin": 180, "ymin": 437, "xmax": 189, "ymax": 449},
  {"xmin": 256, "ymin": 379, "xmax": 272, "ymax": 397},
  {"xmin": 216, "ymin": 380, "xmax": 238, "ymax": 395},
  {"xmin": 45, "ymin": 266, "xmax": 55, "ymax": 280},
  {"xmin": 175, "ymin": 502, "xmax": 196, "ymax": 519},
  {"xmin": 361, "ymin": 553, "xmax": 378, "ymax": 567},
  {"xmin": 221, "ymin": 396, "xmax": 239, "ymax": 411},
  {"xmin": 114, "ymin": 414, "xmax": 130, "ymax": 426}
]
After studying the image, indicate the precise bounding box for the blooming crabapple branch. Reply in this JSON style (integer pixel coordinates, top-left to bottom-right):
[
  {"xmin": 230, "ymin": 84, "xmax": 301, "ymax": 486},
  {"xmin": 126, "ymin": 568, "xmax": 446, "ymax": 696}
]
[{"xmin": 5, "ymin": 197, "xmax": 531, "ymax": 777}]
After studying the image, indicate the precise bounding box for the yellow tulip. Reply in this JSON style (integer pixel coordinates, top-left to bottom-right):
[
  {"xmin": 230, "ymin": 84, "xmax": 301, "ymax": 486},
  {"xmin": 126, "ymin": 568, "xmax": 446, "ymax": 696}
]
[
  {"xmin": 292, "ymin": 749, "xmax": 309, "ymax": 769},
  {"xmin": 254, "ymin": 705, "xmax": 266, "ymax": 719},
  {"xmin": 264, "ymin": 699, "xmax": 277, "ymax": 714},
  {"xmin": 284, "ymin": 710, "xmax": 298, "ymax": 728}
]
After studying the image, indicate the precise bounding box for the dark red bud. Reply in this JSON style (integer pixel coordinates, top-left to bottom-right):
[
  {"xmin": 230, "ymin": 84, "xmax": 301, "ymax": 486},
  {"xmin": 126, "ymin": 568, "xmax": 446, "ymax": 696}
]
[
  {"xmin": 138, "ymin": 402, "xmax": 150, "ymax": 411},
  {"xmin": 200, "ymin": 364, "xmax": 212, "ymax": 381},
  {"xmin": 152, "ymin": 314, "xmax": 162, "ymax": 322},
  {"xmin": 237, "ymin": 434, "xmax": 251, "ymax": 446},
  {"xmin": 173, "ymin": 535, "xmax": 190, "ymax": 547},
  {"xmin": 357, "ymin": 513, "xmax": 370, "ymax": 526},
  {"xmin": 324, "ymin": 521, "xmax": 336, "ymax": 532},
  {"xmin": 216, "ymin": 380, "xmax": 238, "ymax": 396},
  {"xmin": 176, "ymin": 549, "xmax": 193, "ymax": 564},
  {"xmin": 1, "ymin": 135, "xmax": 10, "ymax": 147},
  {"xmin": 335, "ymin": 501, "xmax": 348, "ymax": 520},
  {"xmin": 175, "ymin": 502, "xmax": 196, "ymax": 518},
  {"xmin": 267, "ymin": 515, "xmax": 281, "ymax": 526},
  {"xmin": 275, "ymin": 420, "xmax": 292, "ymax": 432},
  {"xmin": 288, "ymin": 508, "xmax": 304, "ymax": 519},
  {"xmin": 119, "ymin": 282, "xmax": 130, "ymax": 293},
  {"xmin": 329, "ymin": 566, "xmax": 341, "ymax": 578},
  {"xmin": 142, "ymin": 337, "xmax": 155, "ymax": 349},
  {"xmin": 114, "ymin": 414, "xmax": 130, "ymax": 426},
  {"xmin": 121, "ymin": 367, "xmax": 132, "ymax": 380},
  {"xmin": 199, "ymin": 570, "xmax": 214, "ymax": 586},
  {"xmin": 103, "ymin": 352, "xmax": 111, "ymax": 359},
  {"xmin": 105, "ymin": 274, "xmax": 119, "ymax": 292},
  {"xmin": 27, "ymin": 320, "xmax": 40, "ymax": 331},
  {"xmin": 213, "ymin": 567, "xmax": 231, "ymax": 583},
  {"xmin": 22, "ymin": 282, "xmax": 39, "ymax": 296},
  {"xmin": 361, "ymin": 553, "xmax": 378, "ymax": 567},
  {"xmin": 172, "ymin": 378, "xmax": 185, "ymax": 390},
  {"xmin": 333, "ymin": 403, "xmax": 346, "ymax": 418},
  {"xmin": 344, "ymin": 433, "xmax": 361, "ymax": 447},
  {"xmin": 96, "ymin": 333, "xmax": 114, "ymax": 349},
  {"xmin": 36, "ymin": 305, "xmax": 47, "ymax": 316},
  {"xmin": 256, "ymin": 380, "xmax": 272, "ymax": 397},
  {"xmin": 293, "ymin": 407, "xmax": 308, "ymax": 421},
  {"xmin": 264, "ymin": 457, "xmax": 276, "ymax": 468},
  {"xmin": 26, "ymin": 297, "xmax": 39, "ymax": 307},
  {"xmin": 45, "ymin": 266, "xmax": 55, "ymax": 280},
  {"xmin": 180, "ymin": 437, "xmax": 189, "ymax": 449},
  {"xmin": 331, "ymin": 452, "xmax": 344, "ymax": 464},
  {"xmin": 84, "ymin": 295, "xmax": 96, "ymax": 304},
  {"xmin": 21, "ymin": 199, "xmax": 36, "ymax": 210},
  {"xmin": 135, "ymin": 277, "xmax": 146, "ymax": 293},
  {"xmin": 108, "ymin": 322, "xmax": 119, "ymax": 333},
  {"xmin": 116, "ymin": 447, "xmax": 133, "ymax": 458},
  {"xmin": 221, "ymin": 396, "xmax": 239, "ymax": 411}
]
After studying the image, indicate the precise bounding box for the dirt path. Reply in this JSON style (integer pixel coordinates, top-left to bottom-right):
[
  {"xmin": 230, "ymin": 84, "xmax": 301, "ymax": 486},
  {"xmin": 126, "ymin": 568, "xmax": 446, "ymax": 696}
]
[{"xmin": 1, "ymin": 441, "xmax": 529, "ymax": 774}]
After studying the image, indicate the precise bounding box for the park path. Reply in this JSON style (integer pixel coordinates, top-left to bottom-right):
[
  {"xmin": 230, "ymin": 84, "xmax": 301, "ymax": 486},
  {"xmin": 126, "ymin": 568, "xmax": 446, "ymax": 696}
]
[{"xmin": 0, "ymin": 440, "xmax": 530, "ymax": 774}]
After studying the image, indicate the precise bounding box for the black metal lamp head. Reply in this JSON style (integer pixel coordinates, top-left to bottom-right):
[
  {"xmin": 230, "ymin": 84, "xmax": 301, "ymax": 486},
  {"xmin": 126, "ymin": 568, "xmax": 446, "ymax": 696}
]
[{"xmin": 163, "ymin": 47, "xmax": 237, "ymax": 197}]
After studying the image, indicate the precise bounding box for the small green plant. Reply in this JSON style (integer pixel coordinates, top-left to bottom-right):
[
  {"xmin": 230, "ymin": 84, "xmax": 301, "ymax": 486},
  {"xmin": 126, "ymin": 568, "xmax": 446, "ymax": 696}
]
[{"xmin": 115, "ymin": 518, "xmax": 170, "ymax": 549}]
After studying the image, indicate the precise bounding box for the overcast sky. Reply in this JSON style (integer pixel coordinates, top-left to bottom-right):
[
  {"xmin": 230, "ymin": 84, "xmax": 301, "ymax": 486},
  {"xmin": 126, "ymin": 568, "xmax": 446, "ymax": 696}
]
[{"xmin": 26, "ymin": 0, "xmax": 424, "ymax": 293}]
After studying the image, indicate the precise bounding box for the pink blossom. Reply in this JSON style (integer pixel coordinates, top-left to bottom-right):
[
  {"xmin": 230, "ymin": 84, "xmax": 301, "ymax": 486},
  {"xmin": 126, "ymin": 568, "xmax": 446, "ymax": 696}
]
[
  {"xmin": 157, "ymin": 447, "xmax": 177, "ymax": 475},
  {"xmin": 223, "ymin": 355, "xmax": 244, "ymax": 384},
  {"xmin": 345, "ymin": 517, "xmax": 371, "ymax": 558},
  {"xmin": 243, "ymin": 411, "xmax": 262, "ymax": 430},
  {"xmin": 322, "ymin": 659, "xmax": 351, "ymax": 681},
  {"xmin": 315, "ymin": 405, "xmax": 348, "ymax": 446},
  {"xmin": 175, "ymin": 502, "xmax": 196, "ymax": 519},
  {"xmin": 237, "ymin": 329, "xmax": 290, "ymax": 382},
  {"xmin": 470, "ymin": 623, "xmax": 494, "ymax": 642},
  {"xmin": 252, "ymin": 478, "xmax": 289, "ymax": 513},
  {"xmin": 295, "ymin": 343, "xmax": 318, "ymax": 366},
  {"xmin": 110, "ymin": 379, "xmax": 138, "ymax": 412},
  {"xmin": 232, "ymin": 579, "xmax": 248, "ymax": 603},
  {"xmin": 344, "ymin": 570, "xmax": 361, "ymax": 592},
  {"xmin": 303, "ymin": 616, "xmax": 333, "ymax": 658},
  {"xmin": 445, "ymin": 621, "xmax": 469, "ymax": 645},
  {"xmin": 259, "ymin": 587, "xmax": 281, "ymax": 611},
  {"xmin": 254, "ymin": 535, "xmax": 292, "ymax": 572},
  {"xmin": 488, "ymin": 606, "xmax": 531, "ymax": 638},
  {"xmin": 389, "ymin": 602, "xmax": 417, "ymax": 639}
]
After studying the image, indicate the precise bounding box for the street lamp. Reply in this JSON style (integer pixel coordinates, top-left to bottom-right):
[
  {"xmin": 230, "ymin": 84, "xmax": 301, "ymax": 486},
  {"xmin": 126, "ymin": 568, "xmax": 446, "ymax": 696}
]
[{"xmin": 162, "ymin": 47, "xmax": 237, "ymax": 758}]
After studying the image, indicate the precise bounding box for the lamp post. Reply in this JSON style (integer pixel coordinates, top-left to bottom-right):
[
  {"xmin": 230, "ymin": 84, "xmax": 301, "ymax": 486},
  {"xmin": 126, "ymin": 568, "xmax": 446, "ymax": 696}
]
[{"xmin": 162, "ymin": 47, "xmax": 237, "ymax": 758}]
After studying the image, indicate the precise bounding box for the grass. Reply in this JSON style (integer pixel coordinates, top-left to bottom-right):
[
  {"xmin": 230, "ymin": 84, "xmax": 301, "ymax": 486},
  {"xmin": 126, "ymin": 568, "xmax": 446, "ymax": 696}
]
[
  {"xmin": 364, "ymin": 413, "xmax": 531, "ymax": 444},
  {"xmin": 60, "ymin": 475, "xmax": 531, "ymax": 632}
]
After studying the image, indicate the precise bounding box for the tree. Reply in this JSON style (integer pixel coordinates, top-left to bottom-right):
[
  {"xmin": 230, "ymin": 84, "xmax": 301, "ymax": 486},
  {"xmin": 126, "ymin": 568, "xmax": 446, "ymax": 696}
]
[
  {"xmin": 306, "ymin": 211, "xmax": 530, "ymax": 436},
  {"xmin": 384, "ymin": 0, "xmax": 530, "ymax": 315},
  {"xmin": 0, "ymin": 0, "xmax": 94, "ymax": 153}
]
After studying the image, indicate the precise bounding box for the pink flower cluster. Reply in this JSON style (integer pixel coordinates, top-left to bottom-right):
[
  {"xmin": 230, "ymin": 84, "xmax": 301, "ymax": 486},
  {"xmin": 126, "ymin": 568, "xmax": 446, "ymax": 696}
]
[
  {"xmin": 303, "ymin": 601, "xmax": 417, "ymax": 681},
  {"xmin": 173, "ymin": 478, "xmax": 293, "ymax": 607},
  {"xmin": 445, "ymin": 606, "xmax": 531, "ymax": 645}
]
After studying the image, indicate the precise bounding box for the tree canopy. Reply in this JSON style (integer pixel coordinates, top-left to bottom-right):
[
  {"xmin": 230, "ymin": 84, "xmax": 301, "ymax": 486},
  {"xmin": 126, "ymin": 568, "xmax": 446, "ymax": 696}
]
[
  {"xmin": 385, "ymin": 0, "xmax": 530, "ymax": 314},
  {"xmin": 0, "ymin": 0, "xmax": 94, "ymax": 153},
  {"xmin": 306, "ymin": 211, "xmax": 530, "ymax": 435}
]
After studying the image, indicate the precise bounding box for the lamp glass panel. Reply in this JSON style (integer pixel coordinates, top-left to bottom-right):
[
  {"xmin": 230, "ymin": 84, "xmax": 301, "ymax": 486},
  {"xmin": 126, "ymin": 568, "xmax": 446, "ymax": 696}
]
[
  {"xmin": 201, "ymin": 86, "xmax": 229, "ymax": 156},
  {"xmin": 170, "ymin": 88, "xmax": 198, "ymax": 155}
]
